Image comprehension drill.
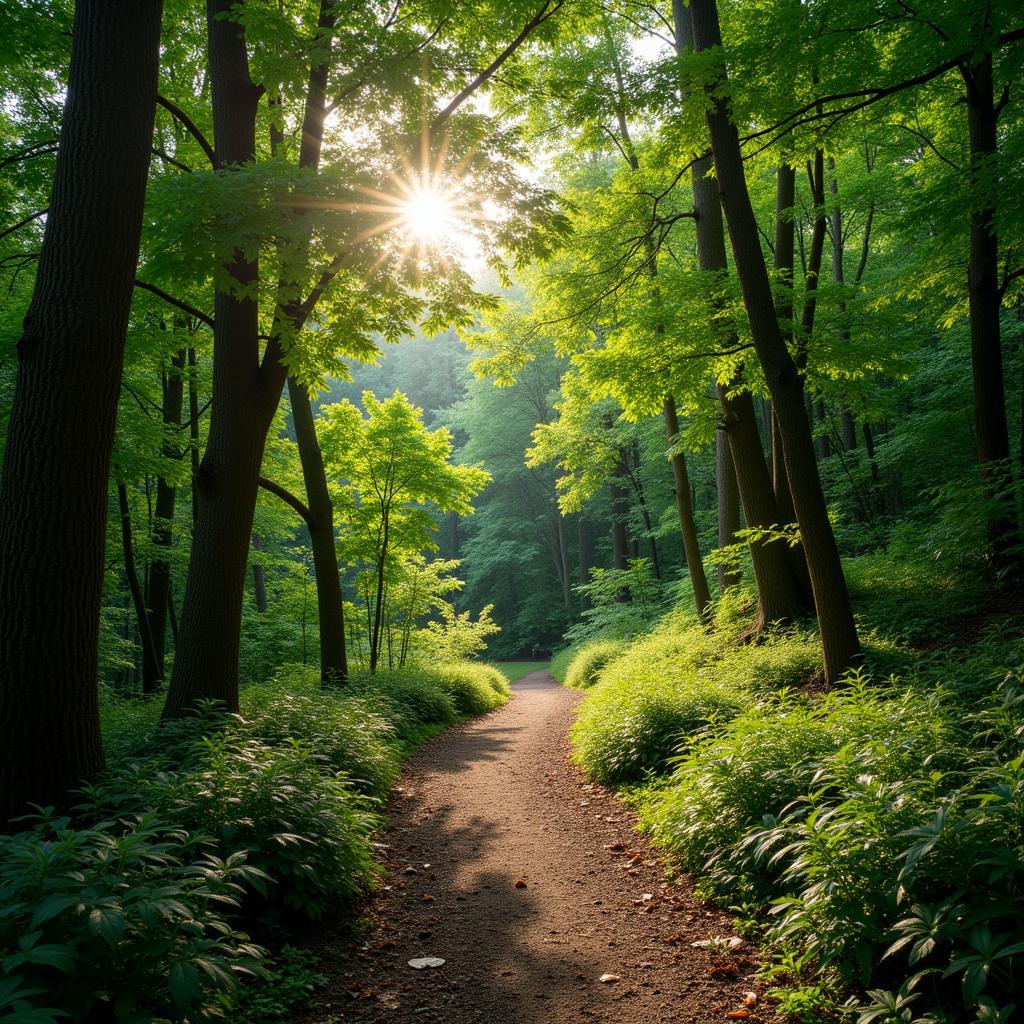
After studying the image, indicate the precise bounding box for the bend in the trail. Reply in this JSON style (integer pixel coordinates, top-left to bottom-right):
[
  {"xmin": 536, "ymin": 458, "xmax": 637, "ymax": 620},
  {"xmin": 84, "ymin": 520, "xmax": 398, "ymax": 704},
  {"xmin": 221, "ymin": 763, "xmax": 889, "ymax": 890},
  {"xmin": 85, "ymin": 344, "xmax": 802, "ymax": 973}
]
[{"xmin": 303, "ymin": 669, "xmax": 770, "ymax": 1023}]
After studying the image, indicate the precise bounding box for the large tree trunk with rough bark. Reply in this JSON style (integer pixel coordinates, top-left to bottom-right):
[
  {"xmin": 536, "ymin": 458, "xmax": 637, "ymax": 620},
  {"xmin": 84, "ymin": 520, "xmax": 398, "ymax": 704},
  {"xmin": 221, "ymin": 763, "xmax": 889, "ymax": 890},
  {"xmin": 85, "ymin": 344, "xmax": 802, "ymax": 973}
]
[
  {"xmin": 288, "ymin": 378, "xmax": 348, "ymax": 682},
  {"xmin": 0, "ymin": 0, "xmax": 163, "ymax": 825},
  {"xmin": 689, "ymin": 0, "xmax": 859, "ymax": 685},
  {"xmin": 164, "ymin": 0, "xmax": 283, "ymax": 717}
]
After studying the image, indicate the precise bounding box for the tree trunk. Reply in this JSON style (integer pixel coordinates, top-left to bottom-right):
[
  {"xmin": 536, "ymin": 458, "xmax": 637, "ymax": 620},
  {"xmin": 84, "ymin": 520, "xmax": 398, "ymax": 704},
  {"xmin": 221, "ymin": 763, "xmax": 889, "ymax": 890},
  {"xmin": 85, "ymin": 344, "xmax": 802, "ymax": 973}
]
[
  {"xmin": 610, "ymin": 458, "xmax": 630, "ymax": 576},
  {"xmin": 772, "ymin": 159, "xmax": 815, "ymax": 605},
  {"xmin": 557, "ymin": 513, "xmax": 572, "ymax": 610},
  {"xmin": 671, "ymin": 0, "xmax": 808, "ymax": 629},
  {"xmin": 690, "ymin": 0, "xmax": 859, "ymax": 685},
  {"xmin": 251, "ymin": 534, "xmax": 268, "ymax": 612},
  {"xmin": 118, "ymin": 482, "xmax": 163, "ymax": 689},
  {"xmin": 716, "ymin": 425, "xmax": 741, "ymax": 593},
  {"xmin": 664, "ymin": 396, "xmax": 711, "ymax": 618},
  {"xmin": 288, "ymin": 378, "xmax": 348, "ymax": 682},
  {"xmin": 164, "ymin": 0, "xmax": 278, "ymax": 717},
  {"xmin": 0, "ymin": 0, "xmax": 163, "ymax": 825},
  {"xmin": 144, "ymin": 349, "xmax": 185, "ymax": 693},
  {"xmin": 188, "ymin": 346, "xmax": 201, "ymax": 522},
  {"xmin": 961, "ymin": 48, "xmax": 1019, "ymax": 571},
  {"xmin": 577, "ymin": 515, "xmax": 591, "ymax": 610},
  {"xmin": 828, "ymin": 157, "xmax": 859, "ymax": 452},
  {"xmin": 370, "ymin": 523, "xmax": 390, "ymax": 673}
]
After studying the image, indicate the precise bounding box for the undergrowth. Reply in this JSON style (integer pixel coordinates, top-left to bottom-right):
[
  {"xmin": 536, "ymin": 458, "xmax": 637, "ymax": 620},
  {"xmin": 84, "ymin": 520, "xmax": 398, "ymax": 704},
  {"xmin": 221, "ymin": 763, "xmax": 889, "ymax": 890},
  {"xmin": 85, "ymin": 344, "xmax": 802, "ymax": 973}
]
[
  {"xmin": 0, "ymin": 661, "xmax": 510, "ymax": 1023},
  {"xmin": 561, "ymin": 552, "xmax": 1024, "ymax": 1024}
]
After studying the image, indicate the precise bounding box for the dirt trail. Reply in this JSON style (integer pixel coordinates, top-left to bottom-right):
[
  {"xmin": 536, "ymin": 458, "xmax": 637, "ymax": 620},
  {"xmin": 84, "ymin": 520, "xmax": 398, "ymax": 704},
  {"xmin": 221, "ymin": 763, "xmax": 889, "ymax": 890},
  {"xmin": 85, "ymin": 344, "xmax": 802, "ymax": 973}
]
[{"xmin": 305, "ymin": 669, "xmax": 767, "ymax": 1023}]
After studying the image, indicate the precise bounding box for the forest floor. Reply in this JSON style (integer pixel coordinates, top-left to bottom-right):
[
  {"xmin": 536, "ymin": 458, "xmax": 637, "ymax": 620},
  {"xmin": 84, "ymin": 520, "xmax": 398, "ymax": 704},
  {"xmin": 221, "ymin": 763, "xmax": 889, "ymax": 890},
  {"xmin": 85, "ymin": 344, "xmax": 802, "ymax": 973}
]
[{"xmin": 301, "ymin": 669, "xmax": 772, "ymax": 1024}]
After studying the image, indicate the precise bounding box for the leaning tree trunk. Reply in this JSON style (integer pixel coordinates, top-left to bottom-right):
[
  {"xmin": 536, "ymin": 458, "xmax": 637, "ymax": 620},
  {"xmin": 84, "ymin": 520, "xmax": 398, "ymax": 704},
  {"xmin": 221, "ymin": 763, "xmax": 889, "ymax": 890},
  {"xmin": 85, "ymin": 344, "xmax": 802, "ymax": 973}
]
[
  {"xmin": 288, "ymin": 378, "xmax": 348, "ymax": 682},
  {"xmin": 144, "ymin": 348, "xmax": 185, "ymax": 693},
  {"xmin": 0, "ymin": 0, "xmax": 163, "ymax": 825},
  {"xmin": 664, "ymin": 396, "xmax": 712, "ymax": 619},
  {"xmin": 690, "ymin": 0, "xmax": 859, "ymax": 685},
  {"xmin": 672, "ymin": 0, "xmax": 808, "ymax": 628},
  {"xmin": 961, "ymin": 48, "xmax": 1019, "ymax": 572}
]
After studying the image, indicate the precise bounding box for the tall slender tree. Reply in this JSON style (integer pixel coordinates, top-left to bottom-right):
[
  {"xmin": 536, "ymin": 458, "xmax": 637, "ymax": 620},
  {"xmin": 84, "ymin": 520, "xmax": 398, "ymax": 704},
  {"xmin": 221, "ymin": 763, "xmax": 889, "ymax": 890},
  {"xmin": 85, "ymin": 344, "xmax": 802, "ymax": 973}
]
[{"xmin": 689, "ymin": 0, "xmax": 860, "ymax": 684}]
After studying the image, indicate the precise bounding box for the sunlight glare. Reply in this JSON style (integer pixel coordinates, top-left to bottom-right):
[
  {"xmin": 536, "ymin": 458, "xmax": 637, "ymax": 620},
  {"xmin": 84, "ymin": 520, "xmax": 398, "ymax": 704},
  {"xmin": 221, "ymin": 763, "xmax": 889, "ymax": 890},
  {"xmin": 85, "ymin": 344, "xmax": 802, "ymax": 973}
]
[{"xmin": 401, "ymin": 186, "xmax": 455, "ymax": 242}]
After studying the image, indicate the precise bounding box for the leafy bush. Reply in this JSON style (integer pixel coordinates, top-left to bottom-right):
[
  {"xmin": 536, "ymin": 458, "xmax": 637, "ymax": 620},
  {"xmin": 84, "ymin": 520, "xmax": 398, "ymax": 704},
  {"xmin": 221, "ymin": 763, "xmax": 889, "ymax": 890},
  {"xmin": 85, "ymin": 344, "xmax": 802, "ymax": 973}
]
[
  {"xmin": 549, "ymin": 646, "xmax": 577, "ymax": 683},
  {"xmin": 94, "ymin": 730, "xmax": 381, "ymax": 922},
  {"xmin": 0, "ymin": 809, "xmax": 265, "ymax": 1023},
  {"xmin": 240, "ymin": 682, "xmax": 400, "ymax": 797},
  {"xmin": 346, "ymin": 668, "xmax": 458, "ymax": 741},
  {"xmin": 563, "ymin": 639, "xmax": 625, "ymax": 689},
  {"xmin": 571, "ymin": 671, "xmax": 743, "ymax": 784},
  {"xmin": 433, "ymin": 662, "xmax": 510, "ymax": 714},
  {"xmin": 642, "ymin": 662, "xmax": 1024, "ymax": 1022},
  {"xmin": 475, "ymin": 663, "xmax": 514, "ymax": 696}
]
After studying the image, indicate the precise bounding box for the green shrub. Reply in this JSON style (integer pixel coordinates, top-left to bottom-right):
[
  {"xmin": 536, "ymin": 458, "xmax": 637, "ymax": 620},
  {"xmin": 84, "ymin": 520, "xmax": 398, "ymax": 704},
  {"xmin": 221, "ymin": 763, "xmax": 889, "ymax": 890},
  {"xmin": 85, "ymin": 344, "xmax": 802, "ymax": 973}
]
[
  {"xmin": 571, "ymin": 672, "xmax": 743, "ymax": 784},
  {"xmin": 476, "ymin": 663, "xmax": 514, "ymax": 695},
  {"xmin": 0, "ymin": 809, "xmax": 265, "ymax": 1023},
  {"xmin": 549, "ymin": 646, "xmax": 577, "ymax": 684},
  {"xmin": 563, "ymin": 640, "xmax": 625, "ymax": 689},
  {"xmin": 90, "ymin": 728, "xmax": 380, "ymax": 922},
  {"xmin": 432, "ymin": 662, "xmax": 509, "ymax": 714},
  {"xmin": 346, "ymin": 669, "xmax": 458, "ymax": 740},
  {"xmin": 240, "ymin": 683, "xmax": 400, "ymax": 797}
]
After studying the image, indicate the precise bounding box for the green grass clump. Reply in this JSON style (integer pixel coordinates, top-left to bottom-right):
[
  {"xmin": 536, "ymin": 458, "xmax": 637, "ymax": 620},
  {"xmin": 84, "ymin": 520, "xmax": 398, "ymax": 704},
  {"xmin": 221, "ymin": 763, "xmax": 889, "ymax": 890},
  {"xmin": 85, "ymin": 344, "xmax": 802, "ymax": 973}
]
[
  {"xmin": 347, "ymin": 668, "xmax": 458, "ymax": 741},
  {"xmin": 549, "ymin": 646, "xmax": 577, "ymax": 683},
  {"xmin": 434, "ymin": 661, "xmax": 511, "ymax": 714},
  {"xmin": 570, "ymin": 670, "xmax": 744, "ymax": 784},
  {"xmin": 563, "ymin": 639, "xmax": 625, "ymax": 689}
]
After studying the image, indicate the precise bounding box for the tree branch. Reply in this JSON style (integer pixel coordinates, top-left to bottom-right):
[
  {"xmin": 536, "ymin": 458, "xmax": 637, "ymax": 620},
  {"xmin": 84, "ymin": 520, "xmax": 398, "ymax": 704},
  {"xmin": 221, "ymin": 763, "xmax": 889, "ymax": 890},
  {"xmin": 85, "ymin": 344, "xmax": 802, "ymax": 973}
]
[
  {"xmin": 151, "ymin": 146, "xmax": 193, "ymax": 173},
  {"xmin": 0, "ymin": 139, "xmax": 58, "ymax": 170},
  {"xmin": 430, "ymin": 0, "xmax": 566, "ymax": 130},
  {"xmin": 157, "ymin": 94, "xmax": 218, "ymax": 168},
  {"xmin": 0, "ymin": 208, "xmax": 48, "ymax": 244},
  {"xmin": 258, "ymin": 476, "xmax": 318, "ymax": 530},
  {"xmin": 134, "ymin": 279, "xmax": 215, "ymax": 328}
]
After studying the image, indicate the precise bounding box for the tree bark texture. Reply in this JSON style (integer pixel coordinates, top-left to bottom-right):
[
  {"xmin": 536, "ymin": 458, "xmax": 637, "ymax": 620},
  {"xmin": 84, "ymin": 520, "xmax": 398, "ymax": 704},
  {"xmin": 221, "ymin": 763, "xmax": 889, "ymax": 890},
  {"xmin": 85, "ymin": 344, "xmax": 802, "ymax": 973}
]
[{"xmin": 0, "ymin": 0, "xmax": 163, "ymax": 825}]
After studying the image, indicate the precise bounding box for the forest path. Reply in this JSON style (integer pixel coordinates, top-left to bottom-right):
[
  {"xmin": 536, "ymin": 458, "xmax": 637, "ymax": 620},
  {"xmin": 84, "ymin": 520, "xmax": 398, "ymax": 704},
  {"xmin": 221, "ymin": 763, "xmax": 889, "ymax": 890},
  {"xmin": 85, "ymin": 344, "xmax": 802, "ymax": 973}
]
[{"xmin": 303, "ymin": 669, "xmax": 767, "ymax": 1023}]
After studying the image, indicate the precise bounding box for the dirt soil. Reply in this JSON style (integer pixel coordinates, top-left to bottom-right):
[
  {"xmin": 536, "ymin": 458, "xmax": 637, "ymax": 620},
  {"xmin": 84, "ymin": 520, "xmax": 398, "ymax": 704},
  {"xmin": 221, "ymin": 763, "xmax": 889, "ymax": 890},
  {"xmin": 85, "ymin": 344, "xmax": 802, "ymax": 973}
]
[{"xmin": 302, "ymin": 669, "xmax": 771, "ymax": 1024}]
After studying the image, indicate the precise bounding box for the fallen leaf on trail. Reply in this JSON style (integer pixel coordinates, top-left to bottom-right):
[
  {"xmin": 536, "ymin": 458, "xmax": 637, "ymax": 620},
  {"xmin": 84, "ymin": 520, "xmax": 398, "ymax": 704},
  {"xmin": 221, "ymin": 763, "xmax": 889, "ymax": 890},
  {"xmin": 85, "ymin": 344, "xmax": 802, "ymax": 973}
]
[
  {"xmin": 514, "ymin": 879, "xmax": 528, "ymax": 889},
  {"xmin": 408, "ymin": 957, "xmax": 446, "ymax": 970},
  {"xmin": 725, "ymin": 1012, "xmax": 750, "ymax": 1020},
  {"xmin": 420, "ymin": 895, "xmax": 435, "ymax": 903},
  {"xmin": 599, "ymin": 974, "xmax": 620, "ymax": 984},
  {"xmin": 709, "ymin": 964, "xmax": 740, "ymax": 978}
]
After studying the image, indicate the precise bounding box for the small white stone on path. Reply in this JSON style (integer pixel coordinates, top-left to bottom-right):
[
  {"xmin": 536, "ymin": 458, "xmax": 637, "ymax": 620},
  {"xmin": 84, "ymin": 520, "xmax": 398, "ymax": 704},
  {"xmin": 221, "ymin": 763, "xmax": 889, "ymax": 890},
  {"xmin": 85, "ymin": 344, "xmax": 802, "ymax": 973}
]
[
  {"xmin": 599, "ymin": 973, "xmax": 620, "ymax": 983},
  {"xmin": 409, "ymin": 957, "xmax": 446, "ymax": 969}
]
